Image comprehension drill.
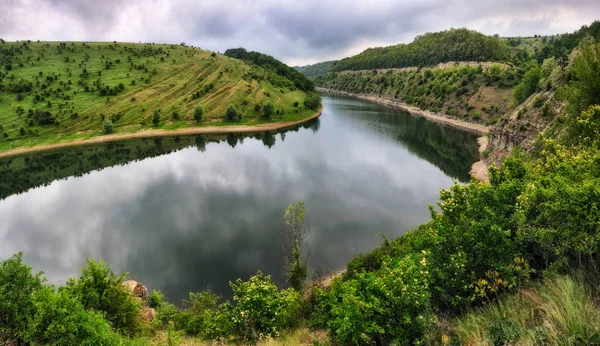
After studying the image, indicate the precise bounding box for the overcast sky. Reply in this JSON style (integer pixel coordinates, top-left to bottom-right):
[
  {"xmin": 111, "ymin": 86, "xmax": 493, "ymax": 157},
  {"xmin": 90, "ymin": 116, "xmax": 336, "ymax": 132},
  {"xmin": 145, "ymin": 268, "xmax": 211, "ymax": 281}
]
[{"xmin": 0, "ymin": 0, "xmax": 598, "ymax": 65}]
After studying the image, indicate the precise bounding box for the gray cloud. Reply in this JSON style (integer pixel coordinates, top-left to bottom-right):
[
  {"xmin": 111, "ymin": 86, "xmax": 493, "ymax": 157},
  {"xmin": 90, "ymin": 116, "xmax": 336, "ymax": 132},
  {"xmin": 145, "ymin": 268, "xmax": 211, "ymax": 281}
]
[{"xmin": 0, "ymin": 1, "xmax": 598, "ymax": 65}]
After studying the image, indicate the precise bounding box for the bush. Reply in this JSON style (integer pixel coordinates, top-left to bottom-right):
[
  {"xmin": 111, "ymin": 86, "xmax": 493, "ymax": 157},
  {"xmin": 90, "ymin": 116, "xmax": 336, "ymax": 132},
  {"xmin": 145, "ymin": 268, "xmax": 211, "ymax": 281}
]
[
  {"xmin": 261, "ymin": 101, "xmax": 275, "ymax": 119},
  {"xmin": 103, "ymin": 119, "xmax": 113, "ymax": 134},
  {"xmin": 193, "ymin": 105, "xmax": 204, "ymax": 122},
  {"xmin": 303, "ymin": 93, "xmax": 321, "ymax": 110},
  {"xmin": 0, "ymin": 252, "xmax": 44, "ymax": 344},
  {"xmin": 209, "ymin": 272, "xmax": 301, "ymax": 342},
  {"xmin": 152, "ymin": 110, "xmax": 160, "ymax": 126},
  {"xmin": 315, "ymin": 254, "xmax": 435, "ymax": 345},
  {"xmin": 181, "ymin": 292, "xmax": 220, "ymax": 336},
  {"xmin": 148, "ymin": 289, "xmax": 165, "ymax": 309},
  {"xmin": 34, "ymin": 288, "xmax": 126, "ymax": 345},
  {"xmin": 512, "ymin": 66, "xmax": 541, "ymax": 105},
  {"xmin": 64, "ymin": 259, "xmax": 143, "ymax": 336},
  {"xmin": 225, "ymin": 104, "xmax": 239, "ymax": 121}
]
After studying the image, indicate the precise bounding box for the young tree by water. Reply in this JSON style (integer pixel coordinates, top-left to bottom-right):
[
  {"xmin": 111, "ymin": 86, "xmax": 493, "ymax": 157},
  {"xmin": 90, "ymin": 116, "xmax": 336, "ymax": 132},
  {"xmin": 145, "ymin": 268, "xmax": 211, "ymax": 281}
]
[{"xmin": 283, "ymin": 200, "xmax": 309, "ymax": 292}]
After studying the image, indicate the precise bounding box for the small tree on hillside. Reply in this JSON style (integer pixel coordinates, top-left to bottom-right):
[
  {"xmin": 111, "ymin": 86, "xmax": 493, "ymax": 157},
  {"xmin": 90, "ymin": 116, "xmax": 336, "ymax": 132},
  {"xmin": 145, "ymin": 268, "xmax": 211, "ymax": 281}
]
[
  {"xmin": 103, "ymin": 119, "xmax": 113, "ymax": 134},
  {"xmin": 225, "ymin": 104, "xmax": 238, "ymax": 121},
  {"xmin": 152, "ymin": 109, "xmax": 160, "ymax": 126},
  {"xmin": 283, "ymin": 201, "xmax": 309, "ymax": 292},
  {"xmin": 261, "ymin": 101, "xmax": 275, "ymax": 119},
  {"xmin": 194, "ymin": 105, "xmax": 204, "ymax": 122}
]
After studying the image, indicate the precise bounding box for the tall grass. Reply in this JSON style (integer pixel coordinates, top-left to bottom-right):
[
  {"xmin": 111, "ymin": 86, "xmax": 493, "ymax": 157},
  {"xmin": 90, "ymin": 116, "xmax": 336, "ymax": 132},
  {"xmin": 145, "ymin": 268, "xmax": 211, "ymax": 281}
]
[{"xmin": 428, "ymin": 276, "xmax": 600, "ymax": 345}]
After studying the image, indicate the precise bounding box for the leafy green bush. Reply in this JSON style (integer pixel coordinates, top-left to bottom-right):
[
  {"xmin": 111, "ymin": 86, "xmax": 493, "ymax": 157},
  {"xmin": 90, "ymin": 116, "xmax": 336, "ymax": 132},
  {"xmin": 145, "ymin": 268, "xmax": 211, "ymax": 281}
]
[
  {"xmin": 193, "ymin": 105, "xmax": 204, "ymax": 122},
  {"xmin": 34, "ymin": 288, "xmax": 126, "ymax": 345},
  {"xmin": 512, "ymin": 65, "xmax": 541, "ymax": 105},
  {"xmin": 181, "ymin": 292, "xmax": 220, "ymax": 336},
  {"xmin": 225, "ymin": 104, "xmax": 239, "ymax": 121},
  {"xmin": 103, "ymin": 119, "xmax": 113, "ymax": 134},
  {"xmin": 148, "ymin": 289, "xmax": 165, "ymax": 309},
  {"xmin": 315, "ymin": 254, "xmax": 435, "ymax": 345},
  {"xmin": 210, "ymin": 271, "xmax": 301, "ymax": 342},
  {"xmin": 303, "ymin": 93, "xmax": 322, "ymax": 110},
  {"xmin": 261, "ymin": 101, "xmax": 275, "ymax": 119},
  {"xmin": 0, "ymin": 252, "xmax": 44, "ymax": 344},
  {"xmin": 64, "ymin": 259, "xmax": 143, "ymax": 336}
]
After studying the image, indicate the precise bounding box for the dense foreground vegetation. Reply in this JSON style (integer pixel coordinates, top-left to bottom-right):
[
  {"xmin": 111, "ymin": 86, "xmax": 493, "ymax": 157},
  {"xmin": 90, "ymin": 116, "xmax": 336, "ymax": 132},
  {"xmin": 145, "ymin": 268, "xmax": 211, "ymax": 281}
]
[{"xmin": 0, "ymin": 41, "xmax": 321, "ymax": 153}]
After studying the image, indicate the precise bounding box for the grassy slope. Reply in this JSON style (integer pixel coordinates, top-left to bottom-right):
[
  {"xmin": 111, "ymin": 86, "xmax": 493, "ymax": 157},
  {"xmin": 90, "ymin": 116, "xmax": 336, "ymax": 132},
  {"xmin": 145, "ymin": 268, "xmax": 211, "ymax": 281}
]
[
  {"xmin": 316, "ymin": 63, "xmax": 516, "ymax": 126},
  {"xmin": 293, "ymin": 60, "xmax": 338, "ymax": 78},
  {"xmin": 0, "ymin": 41, "xmax": 315, "ymax": 152},
  {"xmin": 427, "ymin": 276, "xmax": 600, "ymax": 345}
]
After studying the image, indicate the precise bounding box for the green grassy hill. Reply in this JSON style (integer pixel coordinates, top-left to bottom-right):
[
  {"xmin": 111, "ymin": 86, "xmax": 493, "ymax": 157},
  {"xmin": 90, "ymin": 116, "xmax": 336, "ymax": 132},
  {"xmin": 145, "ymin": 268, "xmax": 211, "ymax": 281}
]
[
  {"xmin": 329, "ymin": 28, "xmax": 510, "ymax": 72},
  {"xmin": 0, "ymin": 41, "xmax": 320, "ymax": 153},
  {"xmin": 294, "ymin": 60, "xmax": 338, "ymax": 78}
]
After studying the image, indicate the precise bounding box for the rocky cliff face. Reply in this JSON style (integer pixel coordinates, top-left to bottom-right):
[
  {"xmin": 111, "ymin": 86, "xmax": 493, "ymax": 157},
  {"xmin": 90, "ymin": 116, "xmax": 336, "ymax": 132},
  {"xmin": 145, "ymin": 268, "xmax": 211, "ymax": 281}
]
[{"xmin": 486, "ymin": 91, "xmax": 562, "ymax": 165}]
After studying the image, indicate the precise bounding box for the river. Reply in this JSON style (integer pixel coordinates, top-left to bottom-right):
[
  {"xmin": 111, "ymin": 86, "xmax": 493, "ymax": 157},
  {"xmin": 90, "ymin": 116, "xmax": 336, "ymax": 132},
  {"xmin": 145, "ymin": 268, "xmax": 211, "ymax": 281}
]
[{"xmin": 0, "ymin": 93, "xmax": 479, "ymax": 301}]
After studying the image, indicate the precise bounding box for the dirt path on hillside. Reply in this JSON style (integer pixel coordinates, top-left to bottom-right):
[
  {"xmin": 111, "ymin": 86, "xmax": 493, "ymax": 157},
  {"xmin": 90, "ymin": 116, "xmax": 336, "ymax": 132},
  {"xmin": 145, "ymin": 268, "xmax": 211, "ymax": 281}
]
[{"xmin": 0, "ymin": 108, "xmax": 323, "ymax": 159}]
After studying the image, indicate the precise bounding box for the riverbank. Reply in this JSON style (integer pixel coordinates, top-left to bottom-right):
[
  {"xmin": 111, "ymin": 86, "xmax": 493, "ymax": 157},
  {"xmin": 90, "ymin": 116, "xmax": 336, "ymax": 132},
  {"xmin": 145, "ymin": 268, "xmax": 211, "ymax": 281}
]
[
  {"xmin": 316, "ymin": 87, "xmax": 488, "ymax": 136},
  {"xmin": 317, "ymin": 87, "xmax": 490, "ymax": 181},
  {"xmin": 0, "ymin": 108, "xmax": 323, "ymax": 159}
]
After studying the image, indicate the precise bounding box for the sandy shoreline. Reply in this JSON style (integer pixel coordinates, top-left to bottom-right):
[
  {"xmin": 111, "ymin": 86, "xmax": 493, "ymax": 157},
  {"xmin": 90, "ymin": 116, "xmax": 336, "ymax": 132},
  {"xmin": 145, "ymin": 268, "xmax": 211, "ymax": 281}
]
[
  {"xmin": 0, "ymin": 108, "xmax": 323, "ymax": 159},
  {"xmin": 317, "ymin": 87, "xmax": 490, "ymax": 181}
]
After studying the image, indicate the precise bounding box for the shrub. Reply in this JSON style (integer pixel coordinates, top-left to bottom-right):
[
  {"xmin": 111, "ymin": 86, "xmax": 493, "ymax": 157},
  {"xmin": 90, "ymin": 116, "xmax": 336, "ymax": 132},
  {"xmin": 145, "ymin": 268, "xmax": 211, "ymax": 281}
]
[
  {"xmin": 103, "ymin": 119, "xmax": 113, "ymax": 134},
  {"xmin": 148, "ymin": 289, "xmax": 165, "ymax": 309},
  {"xmin": 210, "ymin": 272, "xmax": 301, "ymax": 342},
  {"xmin": 316, "ymin": 254, "xmax": 435, "ymax": 345},
  {"xmin": 34, "ymin": 288, "xmax": 125, "ymax": 345},
  {"xmin": 181, "ymin": 292, "xmax": 220, "ymax": 336},
  {"xmin": 261, "ymin": 101, "xmax": 275, "ymax": 119},
  {"xmin": 0, "ymin": 252, "xmax": 44, "ymax": 344},
  {"xmin": 225, "ymin": 104, "xmax": 239, "ymax": 121},
  {"xmin": 152, "ymin": 109, "xmax": 160, "ymax": 126},
  {"xmin": 64, "ymin": 259, "xmax": 143, "ymax": 336},
  {"xmin": 193, "ymin": 105, "xmax": 204, "ymax": 122},
  {"xmin": 303, "ymin": 93, "xmax": 321, "ymax": 110},
  {"xmin": 512, "ymin": 66, "xmax": 541, "ymax": 105}
]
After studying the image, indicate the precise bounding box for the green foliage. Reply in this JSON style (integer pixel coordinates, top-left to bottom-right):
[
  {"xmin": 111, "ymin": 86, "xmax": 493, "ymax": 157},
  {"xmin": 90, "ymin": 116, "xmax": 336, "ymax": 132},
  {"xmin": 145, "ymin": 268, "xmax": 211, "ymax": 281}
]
[
  {"xmin": 152, "ymin": 109, "xmax": 160, "ymax": 126},
  {"xmin": 148, "ymin": 289, "xmax": 165, "ymax": 309},
  {"xmin": 315, "ymin": 254, "xmax": 435, "ymax": 345},
  {"xmin": 0, "ymin": 253, "xmax": 128, "ymax": 345},
  {"xmin": 261, "ymin": 100, "xmax": 275, "ymax": 119},
  {"xmin": 65, "ymin": 259, "xmax": 143, "ymax": 336},
  {"xmin": 224, "ymin": 48, "xmax": 315, "ymax": 92},
  {"xmin": 209, "ymin": 272, "xmax": 301, "ymax": 343},
  {"xmin": 331, "ymin": 28, "xmax": 510, "ymax": 71},
  {"xmin": 180, "ymin": 292, "xmax": 220, "ymax": 336},
  {"xmin": 103, "ymin": 119, "xmax": 114, "ymax": 134},
  {"xmin": 564, "ymin": 42, "xmax": 600, "ymax": 116},
  {"xmin": 294, "ymin": 60, "xmax": 338, "ymax": 77},
  {"xmin": 193, "ymin": 105, "xmax": 204, "ymax": 123},
  {"xmin": 536, "ymin": 20, "xmax": 600, "ymax": 62},
  {"xmin": 303, "ymin": 92, "xmax": 322, "ymax": 110},
  {"xmin": 34, "ymin": 288, "xmax": 126, "ymax": 345},
  {"xmin": 225, "ymin": 104, "xmax": 240, "ymax": 121},
  {"xmin": 284, "ymin": 201, "xmax": 309, "ymax": 292},
  {"xmin": 0, "ymin": 41, "xmax": 315, "ymax": 151},
  {"xmin": 0, "ymin": 252, "xmax": 44, "ymax": 343},
  {"xmin": 512, "ymin": 65, "xmax": 541, "ymax": 105}
]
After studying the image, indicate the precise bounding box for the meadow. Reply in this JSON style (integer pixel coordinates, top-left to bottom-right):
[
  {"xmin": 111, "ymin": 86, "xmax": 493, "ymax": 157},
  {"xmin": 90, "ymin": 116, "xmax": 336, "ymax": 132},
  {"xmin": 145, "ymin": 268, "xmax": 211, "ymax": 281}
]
[{"xmin": 0, "ymin": 41, "xmax": 318, "ymax": 153}]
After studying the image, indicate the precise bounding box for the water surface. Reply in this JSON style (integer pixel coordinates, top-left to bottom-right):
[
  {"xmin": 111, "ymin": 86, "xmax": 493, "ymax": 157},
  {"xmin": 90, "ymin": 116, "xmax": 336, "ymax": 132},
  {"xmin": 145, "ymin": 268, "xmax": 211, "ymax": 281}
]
[{"xmin": 0, "ymin": 93, "xmax": 479, "ymax": 301}]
